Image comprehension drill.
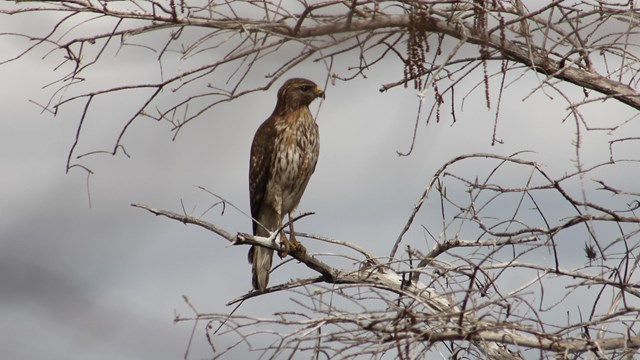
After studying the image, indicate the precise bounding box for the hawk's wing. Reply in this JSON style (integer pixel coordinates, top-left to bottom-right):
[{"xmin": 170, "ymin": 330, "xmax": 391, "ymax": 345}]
[{"xmin": 249, "ymin": 116, "xmax": 276, "ymax": 235}]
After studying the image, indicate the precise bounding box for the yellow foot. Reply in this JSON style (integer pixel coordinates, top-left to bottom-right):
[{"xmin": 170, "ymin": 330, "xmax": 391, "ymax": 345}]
[
  {"xmin": 278, "ymin": 232, "xmax": 290, "ymax": 258},
  {"xmin": 288, "ymin": 234, "xmax": 307, "ymax": 258},
  {"xmin": 278, "ymin": 233, "xmax": 307, "ymax": 258}
]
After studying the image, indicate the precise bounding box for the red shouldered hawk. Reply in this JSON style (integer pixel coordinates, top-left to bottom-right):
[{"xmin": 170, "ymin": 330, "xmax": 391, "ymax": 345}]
[{"xmin": 248, "ymin": 78, "xmax": 324, "ymax": 292}]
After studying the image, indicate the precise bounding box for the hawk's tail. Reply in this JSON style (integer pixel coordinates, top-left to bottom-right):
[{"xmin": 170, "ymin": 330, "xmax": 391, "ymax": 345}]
[{"xmin": 248, "ymin": 245, "xmax": 273, "ymax": 292}]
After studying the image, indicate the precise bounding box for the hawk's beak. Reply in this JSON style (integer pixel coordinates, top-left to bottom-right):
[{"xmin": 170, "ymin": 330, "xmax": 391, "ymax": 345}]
[{"xmin": 315, "ymin": 86, "xmax": 325, "ymax": 100}]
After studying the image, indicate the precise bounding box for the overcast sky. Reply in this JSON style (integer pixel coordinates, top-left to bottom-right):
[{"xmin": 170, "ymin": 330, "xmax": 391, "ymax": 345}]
[{"xmin": 1, "ymin": 6, "xmax": 638, "ymax": 360}]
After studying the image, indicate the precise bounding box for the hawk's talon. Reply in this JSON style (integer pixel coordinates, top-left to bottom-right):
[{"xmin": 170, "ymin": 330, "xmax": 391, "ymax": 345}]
[
  {"xmin": 288, "ymin": 234, "xmax": 307, "ymax": 258},
  {"xmin": 278, "ymin": 232, "xmax": 290, "ymax": 258},
  {"xmin": 277, "ymin": 233, "xmax": 307, "ymax": 258},
  {"xmin": 294, "ymin": 243, "xmax": 307, "ymax": 258}
]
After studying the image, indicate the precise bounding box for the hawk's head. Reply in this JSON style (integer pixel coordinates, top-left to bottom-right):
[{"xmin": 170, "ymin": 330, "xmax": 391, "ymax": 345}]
[{"xmin": 275, "ymin": 78, "xmax": 325, "ymax": 112}]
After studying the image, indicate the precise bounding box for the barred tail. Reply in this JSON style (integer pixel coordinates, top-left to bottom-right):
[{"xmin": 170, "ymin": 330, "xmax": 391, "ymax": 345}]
[{"xmin": 248, "ymin": 245, "xmax": 273, "ymax": 292}]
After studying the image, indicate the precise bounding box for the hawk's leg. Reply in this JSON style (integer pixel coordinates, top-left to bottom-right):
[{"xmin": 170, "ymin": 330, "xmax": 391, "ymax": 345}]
[
  {"xmin": 276, "ymin": 211, "xmax": 291, "ymax": 258},
  {"xmin": 276, "ymin": 212, "xmax": 307, "ymax": 258},
  {"xmin": 278, "ymin": 230, "xmax": 290, "ymax": 258},
  {"xmin": 286, "ymin": 212, "xmax": 307, "ymax": 257}
]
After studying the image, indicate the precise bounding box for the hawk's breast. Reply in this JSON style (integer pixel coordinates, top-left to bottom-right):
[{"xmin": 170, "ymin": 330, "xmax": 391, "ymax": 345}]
[{"xmin": 268, "ymin": 108, "xmax": 319, "ymax": 214}]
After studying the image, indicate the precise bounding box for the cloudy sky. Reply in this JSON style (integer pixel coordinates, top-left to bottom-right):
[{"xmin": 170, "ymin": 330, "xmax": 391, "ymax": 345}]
[{"xmin": 1, "ymin": 5, "xmax": 638, "ymax": 360}]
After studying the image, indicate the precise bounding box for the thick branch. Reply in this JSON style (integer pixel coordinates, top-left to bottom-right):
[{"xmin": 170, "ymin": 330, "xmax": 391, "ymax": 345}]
[
  {"xmin": 314, "ymin": 14, "xmax": 640, "ymax": 110},
  {"xmin": 409, "ymin": 328, "xmax": 640, "ymax": 354}
]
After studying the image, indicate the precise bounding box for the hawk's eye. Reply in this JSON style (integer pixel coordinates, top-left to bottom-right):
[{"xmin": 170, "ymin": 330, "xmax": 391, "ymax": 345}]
[{"xmin": 300, "ymin": 85, "xmax": 312, "ymax": 91}]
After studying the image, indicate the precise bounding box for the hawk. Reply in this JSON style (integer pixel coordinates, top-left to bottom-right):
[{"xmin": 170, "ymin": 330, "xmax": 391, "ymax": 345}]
[{"xmin": 248, "ymin": 78, "xmax": 324, "ymax": 292}]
